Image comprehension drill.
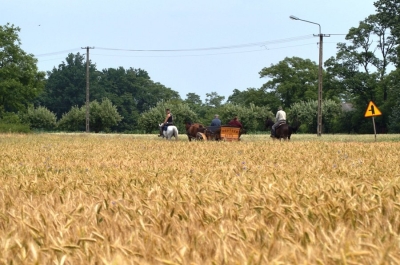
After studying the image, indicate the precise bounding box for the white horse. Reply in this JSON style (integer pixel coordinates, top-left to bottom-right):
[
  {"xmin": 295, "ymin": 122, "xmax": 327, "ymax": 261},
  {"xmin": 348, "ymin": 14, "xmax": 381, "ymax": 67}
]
[{"xmin": 159, "ymin": 123, "xmax": 179, "ymax": 140}]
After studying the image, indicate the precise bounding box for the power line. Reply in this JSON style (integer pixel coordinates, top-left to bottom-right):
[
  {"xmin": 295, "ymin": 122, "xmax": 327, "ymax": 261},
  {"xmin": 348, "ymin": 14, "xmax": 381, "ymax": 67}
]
[
  {"xmin": 34, "ymin": 34, "xmax": 350, "ymax": 59},
  {"xmin": 90, "ymin": 42, "xmax": 331, "ymax": 58},
  {"xmin": 34, "ymin": 48, "xmax": 81, "ymax": 57},
  {"xmin": 95, "ymin": 35, "xmax": 315, "ymax": 52}
]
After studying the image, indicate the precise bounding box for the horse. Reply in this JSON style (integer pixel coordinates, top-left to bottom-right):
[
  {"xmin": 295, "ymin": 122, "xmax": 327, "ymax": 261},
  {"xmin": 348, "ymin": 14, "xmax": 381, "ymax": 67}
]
[
  {"xmin": 184, "ymin": 121, "xmax": 206, "ymax": 141},
  {"xmin": 265, "ymin": 118, "xmax": 298, "ymax": 141},
  {"xmin": 159, "ymin": 123, "xmax": 179, "ymax": 140}
]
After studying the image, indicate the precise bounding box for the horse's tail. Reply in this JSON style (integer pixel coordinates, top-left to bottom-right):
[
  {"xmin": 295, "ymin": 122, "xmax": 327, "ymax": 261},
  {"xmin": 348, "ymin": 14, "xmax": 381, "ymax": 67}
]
[{"xmin": 173, "ymin": 127, "xmax": 179, "ymax": 140}]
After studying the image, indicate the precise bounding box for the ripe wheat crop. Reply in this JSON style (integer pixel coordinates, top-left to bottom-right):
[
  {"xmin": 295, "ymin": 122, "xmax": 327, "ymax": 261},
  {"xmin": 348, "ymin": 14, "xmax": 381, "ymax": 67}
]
[{"xmin": 0, "ymin": 133, "xmax": 399, "ymax": 264}]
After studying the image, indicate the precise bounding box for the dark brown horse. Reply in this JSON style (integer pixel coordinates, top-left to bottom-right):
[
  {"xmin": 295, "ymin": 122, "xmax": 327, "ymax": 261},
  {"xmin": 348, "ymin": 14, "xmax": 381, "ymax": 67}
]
[
  {"xmin": 265, "ymin": 118, "xmax": 299, "ymax": 141},
  {"xmin": 184, "ymin": 122, "xmax": 206, "ymax": 141}
]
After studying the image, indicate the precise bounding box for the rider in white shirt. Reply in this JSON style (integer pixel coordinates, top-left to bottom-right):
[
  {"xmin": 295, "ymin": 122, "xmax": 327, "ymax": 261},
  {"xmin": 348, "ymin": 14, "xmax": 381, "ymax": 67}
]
[{"xmin": 271, "ymin": 106, "xmax": 286, "ymax": 137}]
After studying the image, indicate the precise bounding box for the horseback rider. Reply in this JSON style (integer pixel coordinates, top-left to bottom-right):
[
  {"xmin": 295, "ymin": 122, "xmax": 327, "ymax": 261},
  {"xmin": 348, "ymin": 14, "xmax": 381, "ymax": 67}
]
[
  {"xmin": 159, "ymin": 108, "xmax": 174, "ymax": 137},
  {"xmin": 271, "ymin": 106, "xmax": 286, "ymax": 138}
]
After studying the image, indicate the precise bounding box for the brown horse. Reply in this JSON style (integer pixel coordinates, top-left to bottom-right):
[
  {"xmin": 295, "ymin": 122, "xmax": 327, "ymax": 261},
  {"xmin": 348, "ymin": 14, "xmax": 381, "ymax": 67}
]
[
  {"xmin": 184, "ymin": 122, "xmax": 206, "ymax": 141},
  {"xmin": 265, "ymin": 118, "xmax": 298, "ymax": 141}
]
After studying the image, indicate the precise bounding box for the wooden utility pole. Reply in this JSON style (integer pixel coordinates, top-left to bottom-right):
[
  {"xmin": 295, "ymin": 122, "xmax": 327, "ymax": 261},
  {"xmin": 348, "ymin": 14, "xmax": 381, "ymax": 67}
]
[
  {"xmin": 290, "ymin": 15, "xmax": 330, "ymax": 136},
  {"xmin": 317, "ymin": 33, "xmax": 323, "ymax": 137},
  {"xmin": 81, "ymin": 46, "xmax": 94, "ymax": 133}
]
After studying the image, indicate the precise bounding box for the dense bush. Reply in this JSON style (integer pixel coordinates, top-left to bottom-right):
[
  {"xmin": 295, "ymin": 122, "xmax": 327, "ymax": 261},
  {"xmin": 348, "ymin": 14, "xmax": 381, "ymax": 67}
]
[
  {"xmin": 138, "ymin": 101, "xmax": 198, "ymax": 133},
  {"xmin": 0, "ymin": 112, "xmax": 22, "ymax": 124},
  {"xmin": 57, "ymin": 99, "xmax": 122, "ymax": 132},
  {"xmin": 0, "ymin": 112, "xmax": 30, "ymax": 133},
  {"xmin": 217, "ymin": 103, "xmax": 273, "ymax": 132},
  {"xmin": 0, "ymin": 123, "xmax": 30, "ymax": 133},
  {"xmin": 290, "ymin": 100, "xmax": 342, "ymax": 133},
  {"xmin": 22, "ymin": 106, "xmax": 57, "ymax": 130},
  {"xmin": 388, "ymin": 100, "xmax": 400, "ymax": 133},
  {"xmin": 89, "ymin": 98, "xmax": 123, "ymax": 133},
  {"xmin": 57, "ymin": 106, "xmax": 85, "ymax": 132}
]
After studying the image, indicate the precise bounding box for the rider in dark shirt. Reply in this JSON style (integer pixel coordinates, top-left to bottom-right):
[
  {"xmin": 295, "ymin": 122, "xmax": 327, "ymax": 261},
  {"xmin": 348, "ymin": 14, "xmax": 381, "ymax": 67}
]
[{"xmin": 159, "ymin": 108, "xmax": 173, "ymax": 137}]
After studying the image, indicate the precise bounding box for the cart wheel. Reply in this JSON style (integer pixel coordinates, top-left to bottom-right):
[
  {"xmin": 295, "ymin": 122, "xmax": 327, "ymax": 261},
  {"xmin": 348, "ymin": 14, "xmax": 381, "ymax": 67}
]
[{"xmin": 196, "ymin": 132, "xmax": 206, "ymax": 140}]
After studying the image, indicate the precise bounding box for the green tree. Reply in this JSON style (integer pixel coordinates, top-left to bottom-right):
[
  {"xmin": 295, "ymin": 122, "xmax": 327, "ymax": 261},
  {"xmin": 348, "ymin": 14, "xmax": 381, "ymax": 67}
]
[
  {"xmin": 23, "ymin": 106, "xmax": 57, "ymax": 130},
  {"xmin": 259, "ymin": 57, "xmax": 319, "ymax": 109},
  {"xmin": 227, "ymin": 88, "xmax": 280, "ymax": 110},
  {"xmin": 325, "ymin": 13, "xmax": 396, "ymax": 132},
  {"xmin": 0, "ymin": 23, "xmax": 45, "ymax": 114},
  {"xmin": 57, "ymin": 105, "xmax": 85, "ymax": 132},
  {"xmin": 99, "ymin": 67, "xmax": 181, "ymax": 132},
  {"xmin": 218, "ymin": 103, "xmax": 273, "ymax": 132},
  {"xmin": 290, "ymin": 100, "xmax": 343, "ymax": 133},
  {"xmin": 57, "ymin": 98, "xmax": 122, "ymax": 132},
  {"xmin": 184, "ymin": 92, "xmax": 207, "ymax": 122},
  {"xmin": 88, "ymin": 98, "xmax": 123, "ymax": 133},
  {"xmin": 138, "ymin": 100, "xmax": 197, "ymax": 133},
  {"xmin": 387, "ymin": 69, "xmax": 400, "ymax": 132},
  {"xmin": 38, "ymin": 53, "xmax": 101, "ymax": 118},
  {"xmin": 185, "ymin": 92, "xmax": 202, "ymax": 106},
  {"xmin": 205, "ymin": 92, "xmax": 225, "ymax": 108}
]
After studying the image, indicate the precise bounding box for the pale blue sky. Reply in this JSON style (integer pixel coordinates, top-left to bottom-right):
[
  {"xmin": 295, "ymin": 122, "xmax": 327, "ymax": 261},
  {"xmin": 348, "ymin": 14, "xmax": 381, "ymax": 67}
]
[{"xmin": 3, "ymin": 0, "xmax": 377, "ymax": 102}]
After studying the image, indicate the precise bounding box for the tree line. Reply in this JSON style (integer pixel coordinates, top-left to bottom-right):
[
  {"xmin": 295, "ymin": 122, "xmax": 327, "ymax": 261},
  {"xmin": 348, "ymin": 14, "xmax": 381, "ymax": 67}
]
[{"xmin": 1, "ymin": 0, "xmax": 400, "ymax": 134}]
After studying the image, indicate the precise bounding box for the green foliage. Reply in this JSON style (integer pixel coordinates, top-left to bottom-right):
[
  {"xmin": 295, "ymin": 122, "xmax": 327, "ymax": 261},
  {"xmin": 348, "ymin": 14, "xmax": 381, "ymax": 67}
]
[
  {"xmin": 227, "ymin": 88, "xmax": 280, "ymax": 110},
  {"xmin": 388, "ymin": 77, "xmax": 400, "ymax": 132},
  {"xmin": 289, "ymin": 100, "xmax": 342, "ymax": 133},
  {"xmin": 138, "ymin": 101, "xmax": 198, "ymax": 133},
  {"xmin": 95, "ymin": 67, "xmax": 181, "ymax": 131},
  {"xmin": 37, "ymin": 53, "xmax": 100, "ymax": 119},
  {"xmin": 22, "ymin": 106, "xmax": 57, "ymax": 130},
  {"xmin": 388, "ymin": 103, "xmax": 400, "ymax": 132},
  {"xmin": 0, "ymin": 111, "xmax": 30, "ymax": 133},
  {"xmin": 184, "ymin": 93, "xmax": 205, "ymax": 117},
  {"xmin": 58, "ymin": 99, "xmax": 122, "ymax": 132},
  {"xmin": 218, "ymin": 103, "xmax": 273, "ymax": 132},
  {"xmin": 0, "ymin": 23, "xmax": 45, "ymax": 113},
  {"xmin": 57, "ymin": 106, "xmax": 85, "ymax": 132},
  {"xmin": 205, "ymin": 92, "xmax": 225, "ymax": 107},
  {"xmin": 0, "ymin": 123, "xmax": 30, "ymax": 133},
  {"xmin": 89, "ymin": 98, "xmax": 123, "ymax": 133},
  {"xmin": 0, "ymin": 111, "xmax": 22, "ymax": 124},
  {"xmin": 259, "ymin": 57, "xmax": 319, "ymax": 109}
]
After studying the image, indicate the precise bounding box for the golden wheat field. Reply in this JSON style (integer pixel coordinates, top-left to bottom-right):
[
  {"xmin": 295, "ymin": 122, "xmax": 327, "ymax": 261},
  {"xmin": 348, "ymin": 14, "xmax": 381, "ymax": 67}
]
[{"xmin": 1, "ymin": 133, "xmax": 400, "ymax": 264}]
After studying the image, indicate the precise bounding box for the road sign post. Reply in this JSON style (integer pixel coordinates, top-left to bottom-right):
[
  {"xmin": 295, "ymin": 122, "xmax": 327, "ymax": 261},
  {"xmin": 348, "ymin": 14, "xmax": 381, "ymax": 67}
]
[{"xmin": 364, "ymin": 101, "xmax": 382, "ymax": 141}]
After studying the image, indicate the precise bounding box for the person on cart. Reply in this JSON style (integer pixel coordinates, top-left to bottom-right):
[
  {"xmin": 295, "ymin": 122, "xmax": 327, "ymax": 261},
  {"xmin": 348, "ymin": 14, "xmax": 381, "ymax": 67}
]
[{"xmin": 228, "ymin": 115, "xmax": 243, "ymax": 128}]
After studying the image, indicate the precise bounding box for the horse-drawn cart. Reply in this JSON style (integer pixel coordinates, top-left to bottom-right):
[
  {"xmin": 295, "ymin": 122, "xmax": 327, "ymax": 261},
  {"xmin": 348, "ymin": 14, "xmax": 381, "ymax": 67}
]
[{"xmin": 196, "ymin": 125, "xmax": 241, "ymax": 141}]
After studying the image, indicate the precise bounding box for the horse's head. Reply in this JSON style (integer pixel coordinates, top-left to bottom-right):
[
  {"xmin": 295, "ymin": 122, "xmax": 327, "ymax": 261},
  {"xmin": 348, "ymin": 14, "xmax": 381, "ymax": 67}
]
[
  {"xmin": 184, "ymin": 121, "xmax": 192, "ymax": 132},
  {"xmin": 265, "ymin": 118, "xmax": 274, "ymax": 130},
  {"xmin": 290, "ymin": 120, "xmax": 301, "ymax": 134}
]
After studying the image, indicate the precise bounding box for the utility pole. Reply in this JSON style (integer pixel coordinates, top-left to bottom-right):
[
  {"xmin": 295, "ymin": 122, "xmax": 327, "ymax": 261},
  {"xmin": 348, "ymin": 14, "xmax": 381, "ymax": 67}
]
[
  {"xmin": 81, "ymin": 46, "xmax": 94, "ymax": 133},
  {"xmin": 290, "ymin": 16, "xmax": 330, "ymax": 136},
  {"xmin": 314, "ymin": 33, "xmax": 330, "ymax": 136}
]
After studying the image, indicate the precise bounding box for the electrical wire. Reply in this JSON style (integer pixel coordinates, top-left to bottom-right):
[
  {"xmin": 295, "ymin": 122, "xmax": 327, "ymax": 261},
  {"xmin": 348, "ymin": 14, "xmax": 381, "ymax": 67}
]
[
  {"xmin": 94, "ymin": 35, "xmax": 315, "ymax": 52},
  {"xmin": 34, "ymin": 48, "xmax": 82, "ymax": 57},
  {"xmin": 90, "ymin": 42, "xmax": 327, "ymax": 58},
  {"xmin": 34, "ymin": 35, "xmax": 347, "ymax": 59}
]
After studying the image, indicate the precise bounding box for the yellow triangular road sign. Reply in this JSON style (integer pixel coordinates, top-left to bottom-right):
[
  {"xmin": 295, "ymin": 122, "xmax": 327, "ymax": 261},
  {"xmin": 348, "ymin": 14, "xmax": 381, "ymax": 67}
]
[{"xmin": 364, "ymin": 101, "xmax": 382, "ymax": 117}]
